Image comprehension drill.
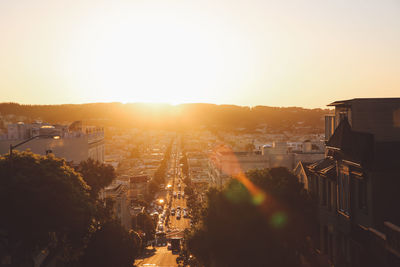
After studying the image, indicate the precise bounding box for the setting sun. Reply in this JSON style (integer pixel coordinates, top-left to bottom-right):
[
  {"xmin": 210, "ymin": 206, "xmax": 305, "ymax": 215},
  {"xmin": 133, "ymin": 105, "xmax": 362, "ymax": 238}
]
[{"xmin": 59, "ymin": 3, "xmax": 256, "ymax": 105}]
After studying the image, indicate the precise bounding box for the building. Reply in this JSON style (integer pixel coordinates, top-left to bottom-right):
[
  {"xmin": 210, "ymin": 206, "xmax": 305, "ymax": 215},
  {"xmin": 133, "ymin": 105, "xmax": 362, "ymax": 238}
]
[
  {"xmin": 209, "ymin": 138, "xmax": 325, "ymax": 188},
  {"xmin": 262, "ymin": 140, "xmax": 325, "ymax": 169},
  {"xmin": 103, "ymin": 183, "xmax": 131, "ymax": 230},
  {"xmin": 298, "ymin": 98, "xmax": 400, "ymax": 267},
  {"xmin": 187, "ymin": 152, "xmax": 210, "ymax": 184},
  {"xmin": 208, "ymin": 147, "xmax": 269, "ymax": 187},
  {"xmin": 0, "ymin": 121, "xmax": 104, "ymax": 164},
  {"xmin": 128, "ymin": 175, "xmax": 149, "ymax": 201}
]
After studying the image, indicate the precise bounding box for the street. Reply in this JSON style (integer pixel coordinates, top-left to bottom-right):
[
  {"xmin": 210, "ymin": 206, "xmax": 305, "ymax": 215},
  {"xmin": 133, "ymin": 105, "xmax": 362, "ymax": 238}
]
[{"xmin": 135, "ymin": 147, "xmax": 190, "ymax": 267}]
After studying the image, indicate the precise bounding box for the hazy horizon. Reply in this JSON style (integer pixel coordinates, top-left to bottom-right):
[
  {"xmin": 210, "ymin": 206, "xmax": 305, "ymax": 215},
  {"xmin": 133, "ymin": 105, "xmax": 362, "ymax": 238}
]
[{"xmin": 1, "ymin": 100, "xmax": 334, "ymax": 109}]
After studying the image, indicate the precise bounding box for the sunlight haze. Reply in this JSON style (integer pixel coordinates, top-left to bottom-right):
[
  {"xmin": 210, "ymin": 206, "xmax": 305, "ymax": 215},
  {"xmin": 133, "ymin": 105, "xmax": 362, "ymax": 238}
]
[{"xmin": 1, "ymin": 0, "xmax": 399, "ymax": 107}]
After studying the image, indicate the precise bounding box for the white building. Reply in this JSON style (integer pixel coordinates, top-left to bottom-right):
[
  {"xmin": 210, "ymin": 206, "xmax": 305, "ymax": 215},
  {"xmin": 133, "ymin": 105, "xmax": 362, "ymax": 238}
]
[{"xmin": 0, "ymin": 121, "xmax": 105, "ymax": 164}]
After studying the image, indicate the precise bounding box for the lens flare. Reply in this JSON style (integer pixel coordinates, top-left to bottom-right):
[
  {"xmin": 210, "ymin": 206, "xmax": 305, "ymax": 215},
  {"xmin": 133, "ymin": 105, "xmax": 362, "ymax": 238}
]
[
  {"xmin": 210, "ymin": 144, "xmax": 288, "ymax": 229},
  {"xmin": 210, "ymin": 145, "xmax": 267, "ymax": 207},
  {"xmin": 270, "ymin": 212, "xmax": 287, "ymax": 228}
]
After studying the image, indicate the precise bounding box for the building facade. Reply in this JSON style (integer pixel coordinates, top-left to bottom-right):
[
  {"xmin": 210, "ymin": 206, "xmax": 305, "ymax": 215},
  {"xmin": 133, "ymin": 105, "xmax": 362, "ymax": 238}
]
[
  {"xmin": 0, "ymin": 121, "xmax": 104, "ymax": 164},
  {"xmin": 297, "ymin": 98, "xmax": 400, "ymax": 267}
]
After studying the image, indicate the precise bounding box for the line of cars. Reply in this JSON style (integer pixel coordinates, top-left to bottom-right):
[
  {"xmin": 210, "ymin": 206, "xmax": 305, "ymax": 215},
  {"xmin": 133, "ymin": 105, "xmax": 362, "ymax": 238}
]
[
  {"xmin": 170, "ymin": 206, "xmax": 188, "ymax": 219},
  {"xmin": 173, "ymin": 191, "xmax": 185, "ymax": 199}
]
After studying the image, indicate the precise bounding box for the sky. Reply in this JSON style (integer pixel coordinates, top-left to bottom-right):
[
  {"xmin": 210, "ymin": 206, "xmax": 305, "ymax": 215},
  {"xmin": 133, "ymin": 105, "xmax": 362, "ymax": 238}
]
[{"xmin": 1, "ymin": 0, "xmax": 399, "ymax": 108}]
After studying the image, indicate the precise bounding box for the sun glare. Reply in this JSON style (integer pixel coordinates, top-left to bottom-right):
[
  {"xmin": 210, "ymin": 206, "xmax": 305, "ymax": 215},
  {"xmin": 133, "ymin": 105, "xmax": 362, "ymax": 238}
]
[{"xmin": 62, "ymin": 7, "xmax": 247, "ymax": 105}]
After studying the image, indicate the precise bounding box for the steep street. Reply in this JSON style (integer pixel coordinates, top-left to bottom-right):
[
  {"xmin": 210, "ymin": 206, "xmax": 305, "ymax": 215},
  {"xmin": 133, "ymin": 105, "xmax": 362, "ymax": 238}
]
[{"xmin": 135, "ymin": 147, "xmax": 190, "ymax": 267}]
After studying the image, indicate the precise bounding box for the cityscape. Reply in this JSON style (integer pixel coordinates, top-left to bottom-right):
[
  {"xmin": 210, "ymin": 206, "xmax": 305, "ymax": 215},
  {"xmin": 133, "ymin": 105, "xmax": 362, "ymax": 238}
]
[{"xmin": 1, "ymin": 1, "xmax": 400, "ymax": 267}]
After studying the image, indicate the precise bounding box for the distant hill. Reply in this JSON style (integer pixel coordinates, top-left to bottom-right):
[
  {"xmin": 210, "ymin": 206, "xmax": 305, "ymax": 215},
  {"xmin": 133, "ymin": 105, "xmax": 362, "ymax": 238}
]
[{"xmin": 0, "ymin": 102, "xmax": 331, "ymax": 133}]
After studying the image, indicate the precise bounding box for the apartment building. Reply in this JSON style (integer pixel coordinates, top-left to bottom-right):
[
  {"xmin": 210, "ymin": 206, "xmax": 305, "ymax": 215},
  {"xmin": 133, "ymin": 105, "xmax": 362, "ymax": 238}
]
[
  {"xmin": 103, "ymin": 183, "xmax": 131, "ymax": 230},
  {"xmin": 298, "ymin": 98, "xmax": 400, "ymax": 267},
  {"xmin": 0, "ymin": 121, "xmax": 104, "ymax": 164}
]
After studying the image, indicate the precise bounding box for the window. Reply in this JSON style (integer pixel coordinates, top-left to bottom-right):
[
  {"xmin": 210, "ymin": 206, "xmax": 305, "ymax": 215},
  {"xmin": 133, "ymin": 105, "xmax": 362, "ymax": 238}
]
[
  {"xmin": 327, "ymin": 181, "xmax": 332, "ymax": 211},
  {"xmin": 338, "ymin": 169, "xmax": 350, "ymax": 215},
  {"xmin": 358, "ymin": 179, "xmax": 367, "ymax": 210},
  {"xmin": 322, "ymin": 178, "xmax": 327, "ymax": 206}
]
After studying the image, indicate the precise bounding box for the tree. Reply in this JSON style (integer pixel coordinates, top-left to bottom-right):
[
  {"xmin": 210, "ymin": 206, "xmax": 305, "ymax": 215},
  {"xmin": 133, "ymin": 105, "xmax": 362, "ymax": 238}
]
[
  {"xmin": 0, "ymin": 151, "xmax": 96, "ymax": 266},
  {"xmin": 148, "ymin": 180, "xmax": 160, "ymax": 196},
  {"xmin": 153, "ymin": 168, "xmax": 165, "ymax": 184},
  {"xmin": 186, "ymin": 167, "xmax": 317, "ymax": 267},
  {"xmin": 180, "ymin": 155, "xmax": 189, "ymax": 176},
  {"xmin": 77, "ymin": 220, "xmax": 140, "ymax": 267},
  {"xmin": 76, "ymin": 158, "xmax": 116, "ymax": 198},
  {"xmin": 132, "ymin": 212, "xmax": 155, "ymax": 243},
  {"xmin": 184, "ymin": 185, "xmax": 194, "ymax": 196}
]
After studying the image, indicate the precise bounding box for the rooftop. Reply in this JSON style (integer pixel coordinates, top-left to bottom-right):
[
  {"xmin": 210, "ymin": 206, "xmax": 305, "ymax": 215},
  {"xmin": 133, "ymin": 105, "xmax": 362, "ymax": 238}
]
[{"xmin": 328, "ymin": 98, "xmax": 400, "ymax": 107}]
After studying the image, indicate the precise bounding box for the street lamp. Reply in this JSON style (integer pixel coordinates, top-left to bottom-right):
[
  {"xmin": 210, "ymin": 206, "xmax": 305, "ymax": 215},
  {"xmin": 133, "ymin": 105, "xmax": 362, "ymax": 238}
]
[{"xmin": 9, "ymin": 133, "xmax": 60, "ymax": 157}]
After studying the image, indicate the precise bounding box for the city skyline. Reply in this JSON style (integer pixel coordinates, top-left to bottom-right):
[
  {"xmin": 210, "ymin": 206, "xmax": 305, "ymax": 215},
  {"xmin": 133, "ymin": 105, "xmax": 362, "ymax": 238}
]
[{"xmin": 1, "ymin": 0, "xmax": 400, "ymax": 108}]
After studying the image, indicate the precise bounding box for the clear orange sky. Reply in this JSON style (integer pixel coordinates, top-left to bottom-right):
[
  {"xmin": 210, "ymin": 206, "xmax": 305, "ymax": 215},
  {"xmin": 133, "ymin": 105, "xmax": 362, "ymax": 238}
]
[{"xmin": 1, "ymin": 0, "xmax": 399, "ymax": 108}]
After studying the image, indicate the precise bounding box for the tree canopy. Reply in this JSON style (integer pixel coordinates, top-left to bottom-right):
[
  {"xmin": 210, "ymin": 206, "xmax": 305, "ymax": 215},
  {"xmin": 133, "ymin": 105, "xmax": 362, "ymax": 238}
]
[
  {"xmin": 0, "ymin": 151, "xmax": 139, "ymax": 266},
  {"xmin": 186, "ymin": 167, "xmax": 317, "ymax": 267},
  {"xmin": 77, "ymin": 220, "xmax": 140, "ymax": 267},
  {"xmin": 132, "ymin": 212, "xmax": 155, "ymax": 244},
  {"xmin": 76, "ymin": 158, "xmax": 115, "ymax": 198},
  {"xmin": 0, "ymin": 151, "xmax": 96, "ymax": 266}
]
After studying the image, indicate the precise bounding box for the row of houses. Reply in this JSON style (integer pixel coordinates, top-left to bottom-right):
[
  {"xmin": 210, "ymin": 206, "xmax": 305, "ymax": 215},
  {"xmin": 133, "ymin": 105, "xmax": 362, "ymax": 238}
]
[
  {"xmin": 208, "ymin": 140, "xmax": 325, "ymax": 188},
  {"xmin": 294, "ymin": 98, "xmax": 400, "ymax": 266}
]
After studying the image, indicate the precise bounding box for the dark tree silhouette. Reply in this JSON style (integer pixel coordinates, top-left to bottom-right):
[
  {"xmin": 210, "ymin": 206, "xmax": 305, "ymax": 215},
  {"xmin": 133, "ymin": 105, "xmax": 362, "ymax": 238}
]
[
  {"xmin": 132, "ymin": 212, "xmax": 156, "ymax": 243},
  {"xmin": 186, "ymin": 167, "xmax": 317, "ymax": 267},
  {"xmin": 76, "ymin": 158, "xmax": 115, "ymax": 198},
  {"xmin": 0, "ymin": 151, "xmax": 96, "ymax": 266},
  {"xmin": 77, "ymin": 220, "xmax": 140, "ymax": 267}
]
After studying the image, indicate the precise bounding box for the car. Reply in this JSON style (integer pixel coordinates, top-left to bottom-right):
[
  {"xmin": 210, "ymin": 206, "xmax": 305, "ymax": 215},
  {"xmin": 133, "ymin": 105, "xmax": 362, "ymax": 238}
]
[
  {"xmin": 171, "ymin": 208, "xmax": 175, "ymax": 216},
  {"xmin": 176, "ymin": 214, "xmax": 181, "ymax": 220},
  {"xmin": 177, "ymin": 192, "xmax": 181, "ymax": 199}
]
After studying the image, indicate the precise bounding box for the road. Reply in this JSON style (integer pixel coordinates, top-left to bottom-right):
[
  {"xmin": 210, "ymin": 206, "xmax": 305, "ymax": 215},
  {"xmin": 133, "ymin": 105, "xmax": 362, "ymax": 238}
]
[{"xmin": 135, "ymin": 146, "xmax": 190, "ymax": 267}]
